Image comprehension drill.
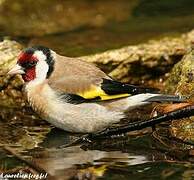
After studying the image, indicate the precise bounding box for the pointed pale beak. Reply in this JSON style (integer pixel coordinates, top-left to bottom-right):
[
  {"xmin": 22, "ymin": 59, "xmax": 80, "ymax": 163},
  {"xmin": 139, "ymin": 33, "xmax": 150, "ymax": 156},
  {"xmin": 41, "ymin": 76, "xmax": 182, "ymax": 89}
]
[{"xmin": 7, "ymin": 64, "xmax": 25, "ymax": 75}]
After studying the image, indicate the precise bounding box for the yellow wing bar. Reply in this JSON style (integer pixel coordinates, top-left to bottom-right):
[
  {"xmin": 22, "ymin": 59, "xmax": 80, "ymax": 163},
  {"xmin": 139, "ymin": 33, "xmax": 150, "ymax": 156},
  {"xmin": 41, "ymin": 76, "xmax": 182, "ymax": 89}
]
[{"xmin": 78, "ymin": 86, "xmax": 130, "ymax": 101}]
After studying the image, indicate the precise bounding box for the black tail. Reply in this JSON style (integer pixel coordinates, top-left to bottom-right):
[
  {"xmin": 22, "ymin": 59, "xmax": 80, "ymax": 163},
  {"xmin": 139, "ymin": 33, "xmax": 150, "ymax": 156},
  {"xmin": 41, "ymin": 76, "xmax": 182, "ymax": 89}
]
[
  {"xmin": 145, "ymin": 94, "xmax": 186, "ymax": 103},
  {"xmin": 101, "ymin": 79, "xmax": 158, "ymax": 95}
]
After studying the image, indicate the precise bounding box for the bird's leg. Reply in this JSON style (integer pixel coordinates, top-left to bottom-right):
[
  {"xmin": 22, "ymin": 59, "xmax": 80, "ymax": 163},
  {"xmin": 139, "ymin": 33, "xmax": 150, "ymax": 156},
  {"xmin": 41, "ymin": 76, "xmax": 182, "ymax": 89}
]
[
  {"xmin": 89, "ymin": 105, "xmax": 194, "ymax": 139},
  {"xmin": 60, "ymin": 134, "xmax": 93, "ymax": 148},
  {"xmin": 151, "ymin": 125, "xmax": 156, "ymax": 132}
]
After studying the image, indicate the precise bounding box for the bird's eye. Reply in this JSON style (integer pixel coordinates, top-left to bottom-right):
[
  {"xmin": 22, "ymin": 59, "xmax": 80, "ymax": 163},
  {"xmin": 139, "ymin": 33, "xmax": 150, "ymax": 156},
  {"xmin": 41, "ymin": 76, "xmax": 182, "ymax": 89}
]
[
  {"xmin": 21, "ymin": 61, "xmax": 37, "ymax": 69},
  {"xmin": 28, "ymin": 61, "xmax": 37, "ymax": 67}
]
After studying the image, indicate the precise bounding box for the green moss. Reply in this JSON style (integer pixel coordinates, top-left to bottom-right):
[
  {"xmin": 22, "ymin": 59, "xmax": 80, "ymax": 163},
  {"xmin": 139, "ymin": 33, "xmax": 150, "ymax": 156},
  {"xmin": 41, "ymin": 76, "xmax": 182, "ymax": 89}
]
[{"xmin": 166, "ymin": 48, "xmax": 194, "ymax": 96}]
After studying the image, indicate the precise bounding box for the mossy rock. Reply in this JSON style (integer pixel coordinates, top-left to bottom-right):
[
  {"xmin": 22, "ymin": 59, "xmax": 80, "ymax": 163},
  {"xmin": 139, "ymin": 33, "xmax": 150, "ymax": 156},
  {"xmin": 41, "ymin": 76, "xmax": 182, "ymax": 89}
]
[
  {"xmin": 0, "ymin": 40, "xmax": 24, "ymax": 108},
  {"xmin": 166, "ymin": 47, "xmax": 194, "ymax": 96},
  {"xmin": 165, "ymin": 47, "xmax": 194, "ymax": 142}
]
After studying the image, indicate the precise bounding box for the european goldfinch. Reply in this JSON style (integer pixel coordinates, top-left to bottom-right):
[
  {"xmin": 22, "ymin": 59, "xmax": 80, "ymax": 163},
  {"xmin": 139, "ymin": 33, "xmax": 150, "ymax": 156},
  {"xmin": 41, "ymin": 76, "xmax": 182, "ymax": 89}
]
[{"xmin": 8, "ymin": 46, "xmax": 183, "ymax": 133}]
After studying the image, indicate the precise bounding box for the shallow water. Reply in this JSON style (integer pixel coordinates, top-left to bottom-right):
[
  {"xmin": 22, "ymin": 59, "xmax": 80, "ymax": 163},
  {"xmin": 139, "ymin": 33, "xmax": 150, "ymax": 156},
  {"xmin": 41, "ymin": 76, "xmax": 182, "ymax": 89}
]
[
  {"xmin": 1, "ymin": 127, "xmax": 194, "ymax": 179},
  {"xmin": 0, "ymin": 0, "xmax": 194, "ymax": 179}
]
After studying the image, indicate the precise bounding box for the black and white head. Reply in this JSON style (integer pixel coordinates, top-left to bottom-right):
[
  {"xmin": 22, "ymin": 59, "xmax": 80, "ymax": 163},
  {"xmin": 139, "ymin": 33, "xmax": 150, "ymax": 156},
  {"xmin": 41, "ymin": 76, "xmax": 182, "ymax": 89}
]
[{"xmin": 8, "ymin": 46, "xmax": 55, "ymax": 83}]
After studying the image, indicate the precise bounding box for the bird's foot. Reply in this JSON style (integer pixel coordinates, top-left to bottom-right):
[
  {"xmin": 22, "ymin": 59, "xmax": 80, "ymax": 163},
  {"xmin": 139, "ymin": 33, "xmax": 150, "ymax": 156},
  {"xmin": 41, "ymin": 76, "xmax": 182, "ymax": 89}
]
[{"xmin": 59, "ymin": 134, "xmax": 93, "ymax": 148}]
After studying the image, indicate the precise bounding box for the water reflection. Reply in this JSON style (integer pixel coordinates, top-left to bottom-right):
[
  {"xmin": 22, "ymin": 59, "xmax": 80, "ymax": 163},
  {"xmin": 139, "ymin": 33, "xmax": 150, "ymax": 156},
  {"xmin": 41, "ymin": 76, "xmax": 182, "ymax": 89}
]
[
  {"xmin": 22, "ymin": 128, "xmax": 149, "ymax": 177},
  {"xmin": 33, "ymin": 146, "xmax": 148, "ymax": 175},
  {"xmin": 0, "ymin": 124, "xmax": 194, "ymax": 179}
]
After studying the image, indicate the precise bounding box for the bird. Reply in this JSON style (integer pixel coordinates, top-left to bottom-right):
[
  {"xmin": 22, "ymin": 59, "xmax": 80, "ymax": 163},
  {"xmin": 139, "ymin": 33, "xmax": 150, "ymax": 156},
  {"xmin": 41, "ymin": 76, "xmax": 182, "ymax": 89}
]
[{"xmin": 7, "ymin": 46, "xmax": 184, "ymax": 133}]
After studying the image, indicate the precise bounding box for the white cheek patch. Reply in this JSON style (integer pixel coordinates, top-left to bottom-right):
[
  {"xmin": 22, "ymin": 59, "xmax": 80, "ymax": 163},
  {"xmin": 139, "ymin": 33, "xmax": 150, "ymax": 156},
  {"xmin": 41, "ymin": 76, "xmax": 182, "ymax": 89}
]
[
  {"xmin": 35, "ymin": 60, "xmax": 49, "ymax": 81},
  {"xmin": 28, "ymin": 50, "xmax": 49, "ymax": 84},
  {"xmin": 33, "ymin": 50, "xmax": 47, "ymax": 62}
]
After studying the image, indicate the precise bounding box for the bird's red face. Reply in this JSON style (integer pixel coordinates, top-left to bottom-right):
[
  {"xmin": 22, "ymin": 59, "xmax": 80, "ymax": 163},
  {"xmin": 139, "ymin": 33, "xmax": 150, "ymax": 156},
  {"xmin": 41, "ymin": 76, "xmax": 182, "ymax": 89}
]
[
  {"xmin": 7, "ymin": 46, "xmax": 54, "ymax": 83},
  {"xmin": 17, "ymin": 52, "xmax": 38, "ymax": 82}
]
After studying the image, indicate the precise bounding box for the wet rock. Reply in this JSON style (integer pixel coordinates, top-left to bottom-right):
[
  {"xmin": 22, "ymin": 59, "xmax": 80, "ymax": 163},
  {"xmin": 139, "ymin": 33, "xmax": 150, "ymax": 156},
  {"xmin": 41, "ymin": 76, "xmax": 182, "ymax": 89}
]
[
  {"xmin": 165, "ymin": 46, "xmax": 194, "ymax": 141},
  {"xmin": 83, "ymin": 30, "xmax": 194, "ymax": 83},
  {"xmin": 0, "ymin": 39, "xmax": 22, "ymax": 72},
  {"xmin": 0, "ymin": 39, "xmax": 24, "ymax": 107},
  {"xmin": 165, "ymin": 46, "xmax": 194, "ymax": 97}
]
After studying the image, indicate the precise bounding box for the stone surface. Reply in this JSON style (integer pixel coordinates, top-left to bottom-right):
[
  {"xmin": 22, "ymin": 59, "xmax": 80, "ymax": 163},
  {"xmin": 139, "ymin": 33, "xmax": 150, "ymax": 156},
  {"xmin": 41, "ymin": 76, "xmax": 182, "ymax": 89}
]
[
  {"xmin": 165, "ymin": 46, "xmax": 194, "ymax": 96},
  {"xmin": 83, "ymin": 30, "xmax": 194, "ymax": 83},
  {"xmin": 0, "ymin": 39, "xmax": 22, "ymax": 73},
  {"xmin": 0, "ymin": 40, "xmax": 24, "ymax": 107},
  {"xmin": 165, "ymin": 46, "xmax": 194, "ymax": 141}
]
